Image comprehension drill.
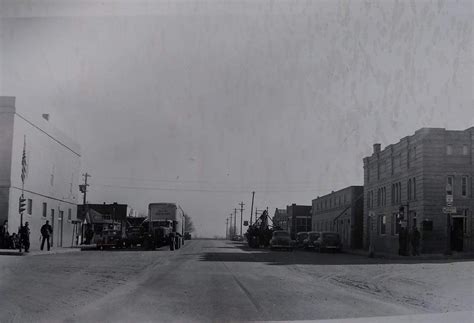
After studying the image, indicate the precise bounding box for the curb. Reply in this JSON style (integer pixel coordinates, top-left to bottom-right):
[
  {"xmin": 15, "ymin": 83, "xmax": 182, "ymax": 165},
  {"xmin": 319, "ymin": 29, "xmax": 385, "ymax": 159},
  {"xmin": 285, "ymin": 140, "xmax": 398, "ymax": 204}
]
[{"xmin": 343, "ymin": 249, "xmax": 474, "ymax": 260}]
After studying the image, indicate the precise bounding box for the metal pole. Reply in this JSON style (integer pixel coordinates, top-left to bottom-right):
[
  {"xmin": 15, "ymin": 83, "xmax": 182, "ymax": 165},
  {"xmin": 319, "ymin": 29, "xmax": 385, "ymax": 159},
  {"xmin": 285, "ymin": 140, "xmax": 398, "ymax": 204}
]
[
  {"xmin": 239, "ymin": 202, "xmax": 245, "ymax": 236},
  {"xmin": 226, "ymin": 218, "xmax": 229, "ymax": 239},
  {"xmin": 250, "ymin": 191, "xmax": 255, "ymax": 225},
  {"xmin": 234, "ymin": 208, "xmax": 237, "ymax": 237}
]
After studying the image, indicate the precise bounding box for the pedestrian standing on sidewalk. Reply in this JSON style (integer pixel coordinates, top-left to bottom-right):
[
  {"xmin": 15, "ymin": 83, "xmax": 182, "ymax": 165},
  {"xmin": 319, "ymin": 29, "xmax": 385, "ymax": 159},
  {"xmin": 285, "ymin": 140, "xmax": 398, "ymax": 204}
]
[
  {"xmin": 40, "ymin": 220, "xmax": 53, "ymax": 251},
  {"xmin": 0, "ymin": 220, "xmax": 8, "ymax": 248},
  {"xmin": 411, "ymin": 227, "xmax": 420, "ymax": 256},
  {"xmin": 19, "ymin": 222, "xmax": 30, "ymax": 252}
]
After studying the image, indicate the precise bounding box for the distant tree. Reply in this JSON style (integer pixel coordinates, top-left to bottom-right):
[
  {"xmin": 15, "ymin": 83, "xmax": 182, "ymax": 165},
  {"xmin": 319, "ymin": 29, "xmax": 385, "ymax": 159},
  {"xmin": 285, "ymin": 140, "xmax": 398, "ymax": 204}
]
[{"xmin": 184, "ymin": 213, "xmax": 195, "ymax": 233}]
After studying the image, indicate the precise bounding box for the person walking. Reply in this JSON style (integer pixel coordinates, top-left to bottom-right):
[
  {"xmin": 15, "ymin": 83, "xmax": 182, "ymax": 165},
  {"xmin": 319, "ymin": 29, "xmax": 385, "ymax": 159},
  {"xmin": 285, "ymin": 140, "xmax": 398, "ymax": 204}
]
[
  {"xmin": 40, "ymin": 220, "xmax": 53, "ymax": 251},
  {"xmin": 19, "ymin": 222, "xmax": 30, "ymax": 252},
  {"xmin": 411, "ymin": 227, "xmax": 421, "ymax": 256}
]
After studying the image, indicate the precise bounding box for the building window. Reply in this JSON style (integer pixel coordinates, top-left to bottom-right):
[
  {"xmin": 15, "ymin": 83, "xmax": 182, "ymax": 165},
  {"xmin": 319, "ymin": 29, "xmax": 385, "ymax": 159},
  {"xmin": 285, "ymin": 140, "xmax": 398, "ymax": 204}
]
[
  {"xmin": 413, "ymin": 177, "xmax": 417, "ymax": 200},
  {"xmin": 398, "ymin": 182, "xmax": 402, "ymax": 203},
  {"xmin": 379, "ymin": 215, "xmax": 386, "ymax": 235},
  {"xmin": 392, "ymin": 213, "xmax": 400, "ymax": 235},
  {"xmin": 462, "ymin": 145, "xmax": 468, "ymax": 155},
  {"xmin": 68, "ymin": 208, "xmax": 72, "ymax": 221},
  {"xmin": 42, "ymin": 203, "xmax": 47, "ymax": 217},
  {"xmin": 446, "ymin": 145, "xmax": 453, "ymax": 155},
  {"xmin": 461, "ymin": 176, "xmax": 468, "ymax": 197},
  {"xmin": 408, "ymin": 179, "xmax": 412, "ymax": 200},
  {"xmin": 27, "ymin": 199, "xmax": 32, "ymax": 215},
  {"xmin": 447, "ymin": 176, "xmax": 454, "ymax": 196},
  {"xmin": 394, "ymin": 183, "xmax": 399, "ymax": 203}
]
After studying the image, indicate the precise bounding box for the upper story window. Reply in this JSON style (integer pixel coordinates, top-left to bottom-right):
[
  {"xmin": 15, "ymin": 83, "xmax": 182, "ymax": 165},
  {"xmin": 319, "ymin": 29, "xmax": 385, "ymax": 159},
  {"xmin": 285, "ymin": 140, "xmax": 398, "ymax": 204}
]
[
  {"xmin": 462, "ymin": 176, "xmax": 468, "ymax": 197},
  {"xmin": 446, "ymin": 145, "xmax": 453, "ymax": 155},
  {"xmin": 408, "ymin": 179, "xmax": 412, "ymax": 200},
  {"xmin": 42, "ymin": 203, "xmax": 47, "ymax": 217},
  {"xmin": 27, "ymin": 199, "xmax": 32, "ymax": 215},
  {"xmin": 446, "ymin": 176, "xmax": 454, "ymax": 196},
  {"xmin": 463, "ymin": 145, "xmax": 469, "ymax": 155},
  {"xmin": 413, "ymin": 177, "xmax": 417, "ymax": 200}
]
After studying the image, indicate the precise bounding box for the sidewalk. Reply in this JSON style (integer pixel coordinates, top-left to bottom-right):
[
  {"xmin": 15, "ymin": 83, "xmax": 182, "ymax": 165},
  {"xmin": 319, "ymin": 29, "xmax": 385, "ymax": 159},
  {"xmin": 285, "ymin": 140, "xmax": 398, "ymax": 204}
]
[
  {"xmin": 343, "ymin": 248, "xmax": 474, "ymax": 260},
  {"xmin": 0, "ymin": 247, "xmax": 81, "ymax": 257}
]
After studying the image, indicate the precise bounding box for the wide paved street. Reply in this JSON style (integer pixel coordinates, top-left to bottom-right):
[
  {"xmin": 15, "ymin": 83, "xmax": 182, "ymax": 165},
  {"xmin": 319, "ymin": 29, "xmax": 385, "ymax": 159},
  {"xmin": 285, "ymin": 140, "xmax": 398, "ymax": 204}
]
[{"xmin": 0, "ymin": 240, "xmax": 472, "ymax": 322}]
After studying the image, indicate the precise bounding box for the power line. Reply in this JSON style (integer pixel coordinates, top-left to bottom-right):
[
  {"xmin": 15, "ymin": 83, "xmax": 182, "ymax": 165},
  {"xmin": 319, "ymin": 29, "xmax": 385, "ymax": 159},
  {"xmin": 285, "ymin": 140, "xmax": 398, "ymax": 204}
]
[{"xmin": 94, "ymin": 183, "xmax": 336, "ymax": 193}]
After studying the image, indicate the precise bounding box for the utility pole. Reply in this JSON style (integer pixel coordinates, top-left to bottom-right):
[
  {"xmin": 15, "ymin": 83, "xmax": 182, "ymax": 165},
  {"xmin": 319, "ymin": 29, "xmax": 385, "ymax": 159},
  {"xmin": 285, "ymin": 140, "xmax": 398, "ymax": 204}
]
[
  {"xmin": 239, "ymin": 202, "xmax": 245, "ymax": 236},
  {"xmin": 79, "ymin": 173, "xmax": 91, "ymax": 245},
  {"xmin": 80, "ymin": 173, "xmax": 91, "ymax": 205},
  {"xmin": 234, "ymin": 208, "xmax": 237, "ymax": 237},
  {"xmin": 230, "ymin": 213, "xmax": 233, "ymax": 238},
  {"xmin": 226, "ymin": 218, "xmax": 229, "ymax": 240},
  {"xmin": 250, "ymin": 191, "xmax": 255, "ymax": 225}
]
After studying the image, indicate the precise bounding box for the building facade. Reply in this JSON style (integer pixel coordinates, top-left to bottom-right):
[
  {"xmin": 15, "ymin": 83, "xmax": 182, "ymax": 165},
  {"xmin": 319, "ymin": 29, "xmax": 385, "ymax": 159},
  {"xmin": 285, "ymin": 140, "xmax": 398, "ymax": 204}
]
[
  {"xmin": 286, "ymin": 204, "xmax": 311, "ymax": 239},
  {"xmin": 272, "ymin": 208, "xmax": 288, "ymax": 231},
  {"xmin": 0, "ymin": 96, "xmax": 81, "ymax": 250},
  {"xmin": 312, "ymin": 186, "xmax": 364, "ymax": 249},
  {"xmin": 363, "ymin": 127, "xmax": 474, "ymax": 254}
]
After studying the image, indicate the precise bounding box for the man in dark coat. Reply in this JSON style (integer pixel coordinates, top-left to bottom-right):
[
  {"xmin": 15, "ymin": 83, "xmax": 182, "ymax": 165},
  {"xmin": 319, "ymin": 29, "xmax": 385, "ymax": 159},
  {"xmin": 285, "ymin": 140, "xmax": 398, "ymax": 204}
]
[
  {"xmin": 411, "ymin": 227, "xmax": 421, "ymax": 256},
  {"xmin": 40, "ymin": 220, "xmax": 53, "ymax": 251},
  {"xmin": 19, "ymin": 222, "xmax": 30, "ymax": 252}
]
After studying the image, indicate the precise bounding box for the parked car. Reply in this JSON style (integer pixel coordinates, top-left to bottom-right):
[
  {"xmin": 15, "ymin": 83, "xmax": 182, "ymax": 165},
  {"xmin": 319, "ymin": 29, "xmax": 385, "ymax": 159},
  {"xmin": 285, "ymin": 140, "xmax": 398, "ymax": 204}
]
[
  {"xmin": 270, "ymin": 231, "xmax": 293, "ymax": 250},
  {"xmin": 184, "ymin": 232, "xmax": 192, "ymax": 240},
  {"xmin": 296, "ymin": 232, "xmax": 309, "ymax": 248},
  {"xmin": 313, "ymin": 232, "xmax": 342, "ymax": 252},
  {"xmin": 302, "ymin": 231, "xmax": 320, "ymax": 250}
]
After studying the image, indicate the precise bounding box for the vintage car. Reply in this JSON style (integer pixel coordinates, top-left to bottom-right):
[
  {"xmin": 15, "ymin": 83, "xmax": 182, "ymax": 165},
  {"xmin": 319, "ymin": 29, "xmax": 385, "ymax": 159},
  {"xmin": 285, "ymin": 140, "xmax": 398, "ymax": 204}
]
[
  {"xmin": 302, "ymin": 231, "xmax": 321, "ymax": 250},
  {"xmin": 313, "ymin": 232, "xmax": 342, "ymax": 252},
  {"xmin": 270, "ymin": 231, "xmax": 293, "ymax": 250},
  {"xmin": 296, "ymin": 232, "xmax": 309, "ymax": 248}
]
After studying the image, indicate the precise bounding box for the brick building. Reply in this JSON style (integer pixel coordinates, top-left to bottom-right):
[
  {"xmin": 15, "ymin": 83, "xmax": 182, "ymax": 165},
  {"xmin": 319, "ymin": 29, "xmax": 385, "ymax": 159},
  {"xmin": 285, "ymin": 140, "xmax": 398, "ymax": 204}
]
[
  {"xmin": 286, "ymin": 204, "xmax": 311, "ymax": 239},
  {"xmin": 312, "ymin": 186, "xmax": 364, "ymax": 249},
  {"xmin": 363, "ymin": 127, "xmax": 474, "ymax": 255},
  {"xmin": 272, "ymin": 208, "xmax": 288, "ymax": 231},
  {"xmin": 0, "ymin": 97, "xmax": 81, "ymax": 250}
]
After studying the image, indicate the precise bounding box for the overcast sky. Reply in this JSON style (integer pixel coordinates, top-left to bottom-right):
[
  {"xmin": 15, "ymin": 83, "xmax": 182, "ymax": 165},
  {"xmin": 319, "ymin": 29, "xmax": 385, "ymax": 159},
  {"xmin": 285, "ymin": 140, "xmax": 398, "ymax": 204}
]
[{"xmin": 1, "ymin": 0, "xmax": 472, "ymax": 237}]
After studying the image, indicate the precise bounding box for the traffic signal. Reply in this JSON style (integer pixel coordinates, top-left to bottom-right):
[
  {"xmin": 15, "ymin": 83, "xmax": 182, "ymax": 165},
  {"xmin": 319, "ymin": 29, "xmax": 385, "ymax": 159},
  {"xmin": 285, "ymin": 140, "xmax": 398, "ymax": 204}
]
[
  {"xmin": 398, "ymin": 206, "xmax": 405, "ymax": 220},
  {"xmin": 19, "ymin": 196, "xmax": 26, "ymax": 214}
]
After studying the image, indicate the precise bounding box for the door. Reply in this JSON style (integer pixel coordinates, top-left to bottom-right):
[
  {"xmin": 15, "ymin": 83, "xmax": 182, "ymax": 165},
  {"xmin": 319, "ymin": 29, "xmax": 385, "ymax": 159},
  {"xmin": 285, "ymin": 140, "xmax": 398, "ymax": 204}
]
[
  {"xmin": 451, "ymin": 217, "xmax": 464, "ymax": 252},
  {"xmin": 50, "ymin": 209, "xmax": 55, "ymax": 246}
]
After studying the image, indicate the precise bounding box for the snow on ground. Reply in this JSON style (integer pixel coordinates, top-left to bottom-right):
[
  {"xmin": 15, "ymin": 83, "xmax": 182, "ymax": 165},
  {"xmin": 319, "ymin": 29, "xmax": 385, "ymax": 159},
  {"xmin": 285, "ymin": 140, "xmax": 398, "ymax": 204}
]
[{"xmin": 295, "ymin": 260, "xmax": 474, "ymax": 313}]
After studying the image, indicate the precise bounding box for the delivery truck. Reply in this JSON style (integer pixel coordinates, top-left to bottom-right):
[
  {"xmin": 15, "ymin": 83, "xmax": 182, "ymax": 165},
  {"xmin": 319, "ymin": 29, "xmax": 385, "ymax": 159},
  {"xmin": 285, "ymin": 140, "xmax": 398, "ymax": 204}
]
[{"xmin": 148, "ymin": 203, "xmax": 185, "ymax": 250}]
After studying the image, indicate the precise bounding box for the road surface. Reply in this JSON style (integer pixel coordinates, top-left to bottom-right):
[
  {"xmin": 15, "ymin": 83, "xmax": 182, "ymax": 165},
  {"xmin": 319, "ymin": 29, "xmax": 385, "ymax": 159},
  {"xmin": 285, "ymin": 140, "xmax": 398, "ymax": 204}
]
[{"xmin": 0, "ymin": 239, "xmax": 472, "ymax": 322}]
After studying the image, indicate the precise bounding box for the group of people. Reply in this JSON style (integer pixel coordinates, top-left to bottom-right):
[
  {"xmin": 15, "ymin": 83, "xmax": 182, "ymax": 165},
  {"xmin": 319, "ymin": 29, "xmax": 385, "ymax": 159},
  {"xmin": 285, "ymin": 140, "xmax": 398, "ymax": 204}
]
[{"xmin": 0, "ymin": 220, "xmax": 53, "ymax": 252}]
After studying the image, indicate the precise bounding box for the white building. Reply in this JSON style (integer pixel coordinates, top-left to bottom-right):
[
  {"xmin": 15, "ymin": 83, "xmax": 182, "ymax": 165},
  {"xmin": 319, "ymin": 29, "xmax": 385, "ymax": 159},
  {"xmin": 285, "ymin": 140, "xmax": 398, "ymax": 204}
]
[{"xmin": 0, "ymin": 96, "xmax": 81, "ymax": 250}]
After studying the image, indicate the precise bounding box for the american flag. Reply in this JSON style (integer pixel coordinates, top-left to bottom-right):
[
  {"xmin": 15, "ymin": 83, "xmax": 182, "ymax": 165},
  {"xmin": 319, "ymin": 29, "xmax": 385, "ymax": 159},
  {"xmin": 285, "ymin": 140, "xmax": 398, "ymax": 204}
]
[{"xmin": 21, "ymin": 136, "xmax": 27, "ymax": 183}]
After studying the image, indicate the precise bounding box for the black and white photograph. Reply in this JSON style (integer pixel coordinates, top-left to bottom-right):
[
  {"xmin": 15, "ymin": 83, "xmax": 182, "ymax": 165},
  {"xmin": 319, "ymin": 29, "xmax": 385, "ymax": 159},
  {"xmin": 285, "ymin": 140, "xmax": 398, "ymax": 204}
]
[{"xmin": 0, "ymin": 0, "xmax": 473, "ymax": 322}]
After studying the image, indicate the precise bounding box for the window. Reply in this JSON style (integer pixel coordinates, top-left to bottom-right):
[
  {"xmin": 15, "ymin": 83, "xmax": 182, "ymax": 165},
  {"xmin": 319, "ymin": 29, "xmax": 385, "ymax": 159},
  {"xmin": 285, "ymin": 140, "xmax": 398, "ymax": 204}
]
[
  {"xmin": 408, "ymin": 179, "xmax": 412, "ymax": 200},
  {"xmin": 446, "ymin": 145, "xmax": 453, "ymax": 155},
  {"xmin": 392, "ymin": 213, "xmax": 400, "ymax": 235},
  {"xmin": 379, "ymin": 215, "xmax": 386, "ymax": 235},
  {"xmin": 413, "ymin": 177, "xmax": 417, "ymax": 200},
  {"xmin": 462, "ymin": 176, "xmax": 468, "ymax": 197},
  {"xmin": 391, "ymin": 184, "xmax": 395, "ymax": 204},
  {"xmin": 42, "ymin": 203, "xmax": 47, "ymax": 217},
  {"xmin": 462, "ymin": 145, "xmax": 468, "ymax": 155},
  {"xmin": 68, "ymin": 208, "xmax": 72, "ymax": 221},
  {"xmin": 27, "ymin": 199, "xmax": 32, "ymax": 215},
  {"xmin": 398, "ymin": 182, "xmax": 402, "ymax": 203},
  {"xmin": 447, "ymin": 176, "xmax": 454, "ymax": 196},
  {"xmin": 51, "ymin": 209, "xmax": 55, "ymax": 218}
]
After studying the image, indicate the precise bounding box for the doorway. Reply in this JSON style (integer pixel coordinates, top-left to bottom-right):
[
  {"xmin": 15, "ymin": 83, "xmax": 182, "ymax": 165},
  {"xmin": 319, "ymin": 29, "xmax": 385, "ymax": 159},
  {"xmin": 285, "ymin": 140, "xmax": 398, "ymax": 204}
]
[
  {"xmin": 50, "ymin": 209, "xmax": 55, "ymax": 246},
  {"xmin": 451, "ymin": 217, "xmax": 464, "ymax": 252}
]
